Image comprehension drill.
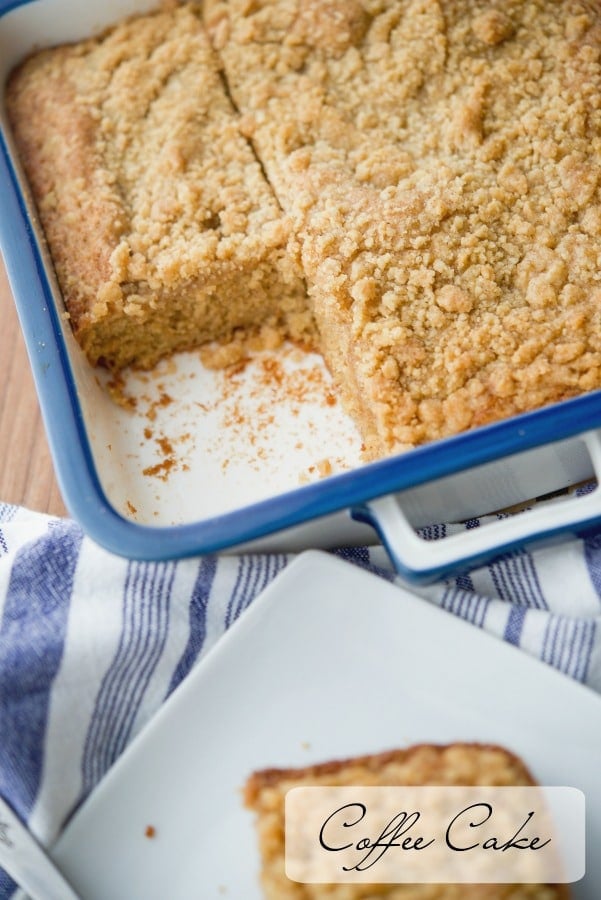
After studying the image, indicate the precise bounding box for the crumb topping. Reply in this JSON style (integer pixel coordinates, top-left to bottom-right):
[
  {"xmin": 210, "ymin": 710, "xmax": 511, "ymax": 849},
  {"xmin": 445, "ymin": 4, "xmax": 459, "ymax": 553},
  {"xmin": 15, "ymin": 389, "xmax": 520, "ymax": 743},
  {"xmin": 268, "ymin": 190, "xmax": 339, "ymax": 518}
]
[{"xmin": 205, "ymin": 0, "xmax": 601, "ymax": 454}]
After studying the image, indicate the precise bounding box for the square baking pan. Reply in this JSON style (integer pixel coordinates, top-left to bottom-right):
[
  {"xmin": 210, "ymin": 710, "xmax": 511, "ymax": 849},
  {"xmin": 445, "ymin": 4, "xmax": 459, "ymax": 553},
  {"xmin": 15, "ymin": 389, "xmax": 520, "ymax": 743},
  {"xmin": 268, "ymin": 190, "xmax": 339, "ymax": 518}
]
[{"xmin": 2, "ymin": 0, "xmax": 601, "ymax": 583}]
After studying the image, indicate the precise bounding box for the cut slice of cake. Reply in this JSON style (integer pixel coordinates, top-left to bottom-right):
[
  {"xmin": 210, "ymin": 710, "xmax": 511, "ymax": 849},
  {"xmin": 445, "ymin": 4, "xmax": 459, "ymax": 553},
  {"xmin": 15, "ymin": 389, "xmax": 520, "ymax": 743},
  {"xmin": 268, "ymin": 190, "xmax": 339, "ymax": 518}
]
[
  {"xmin": 204, "ymin": 0, "xmax": 601, "ymax": 457},
  {"xmin": 244, "ymin": 742, "xmax": 570, "ymax": 899},
  {"xmin": 6, "ymin": 3, "xmax": 313, "ymax": 372}
]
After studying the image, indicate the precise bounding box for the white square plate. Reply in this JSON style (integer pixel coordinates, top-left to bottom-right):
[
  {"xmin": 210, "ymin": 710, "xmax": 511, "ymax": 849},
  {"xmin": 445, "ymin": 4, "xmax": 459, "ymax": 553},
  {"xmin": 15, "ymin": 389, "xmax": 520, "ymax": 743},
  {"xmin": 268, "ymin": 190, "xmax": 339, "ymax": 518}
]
[{"xmin": 49, "ymin": 552, "xmax": 601, "ymax": 898}]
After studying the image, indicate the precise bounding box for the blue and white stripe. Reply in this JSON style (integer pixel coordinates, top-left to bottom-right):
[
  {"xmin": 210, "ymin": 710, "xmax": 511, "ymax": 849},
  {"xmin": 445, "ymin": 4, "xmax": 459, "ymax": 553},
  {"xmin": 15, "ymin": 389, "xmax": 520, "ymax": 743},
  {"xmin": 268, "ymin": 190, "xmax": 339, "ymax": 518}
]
[{"xmin": 81, "ymin": 560, "xmax": 178, "ymax": 794}]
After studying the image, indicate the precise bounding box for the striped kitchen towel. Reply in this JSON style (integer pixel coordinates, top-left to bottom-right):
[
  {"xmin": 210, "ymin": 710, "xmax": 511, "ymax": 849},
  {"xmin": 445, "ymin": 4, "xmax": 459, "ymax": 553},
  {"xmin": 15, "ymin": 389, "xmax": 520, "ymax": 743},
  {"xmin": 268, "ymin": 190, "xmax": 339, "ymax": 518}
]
[{"xmin": 1, "ymin": 498, "xmax": 600, "ymax": 898}]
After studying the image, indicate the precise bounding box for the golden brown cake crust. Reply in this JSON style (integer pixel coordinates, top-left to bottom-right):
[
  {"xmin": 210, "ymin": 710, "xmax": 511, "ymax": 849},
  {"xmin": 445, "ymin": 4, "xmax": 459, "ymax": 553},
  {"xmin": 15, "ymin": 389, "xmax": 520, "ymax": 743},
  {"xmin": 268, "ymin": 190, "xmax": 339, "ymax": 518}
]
[
  {"xmin": 6, "ymin": 3, "xmax": 312, "ymax": 371},
  {"xmin": 204, "ymin": 0, "xmax": 601, "ymax": 457},
  {"xmin": 244, "ymin": 742, "xmax": 537, "ymax": 803},
  {"xmin": 244, "ymin": 742, "xmax": 570, "ymax": 900}
]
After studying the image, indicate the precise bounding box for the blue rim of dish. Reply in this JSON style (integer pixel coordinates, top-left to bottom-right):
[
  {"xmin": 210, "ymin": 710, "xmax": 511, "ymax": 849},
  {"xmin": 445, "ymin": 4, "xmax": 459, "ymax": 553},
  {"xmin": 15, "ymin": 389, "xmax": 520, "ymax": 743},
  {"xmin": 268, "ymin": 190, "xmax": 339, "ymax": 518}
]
[
  {"xmin": 2, "ymin": 0, "xmax": 601, "ymax": 566},
  {"xmin": 0, "ymin": 0, "xmax": 33, "ymax": 14}
]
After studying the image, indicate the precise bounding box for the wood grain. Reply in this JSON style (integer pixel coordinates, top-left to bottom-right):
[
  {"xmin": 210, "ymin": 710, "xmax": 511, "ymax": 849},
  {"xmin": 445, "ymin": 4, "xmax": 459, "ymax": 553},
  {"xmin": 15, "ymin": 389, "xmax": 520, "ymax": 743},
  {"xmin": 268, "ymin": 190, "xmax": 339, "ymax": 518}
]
[{"xmin": 0, "ymin": 253, "xmax": 67, "ymax": 516}]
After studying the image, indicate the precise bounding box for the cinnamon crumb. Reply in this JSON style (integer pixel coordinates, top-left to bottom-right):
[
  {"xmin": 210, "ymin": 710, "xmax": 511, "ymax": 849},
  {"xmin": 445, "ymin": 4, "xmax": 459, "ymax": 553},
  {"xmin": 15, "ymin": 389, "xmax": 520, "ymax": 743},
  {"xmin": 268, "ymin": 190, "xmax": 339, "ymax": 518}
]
[
  {"xmin": 144, "ymin": 390, "xmax": 174, "ymax": 422},
  {"xmin": 106, "ymin": 373, "xmax": 136, "ymax": 409},
  {"xmin": 316, "ymin": 458, "xmax": 333, "ymax": 477},
  {"xmin": 156, "ymin": 436, "xmax": 174, "ymax": 456},
  {"xmin": 142, "ymin": 459, "xmax": 176, "ymax": 480}
]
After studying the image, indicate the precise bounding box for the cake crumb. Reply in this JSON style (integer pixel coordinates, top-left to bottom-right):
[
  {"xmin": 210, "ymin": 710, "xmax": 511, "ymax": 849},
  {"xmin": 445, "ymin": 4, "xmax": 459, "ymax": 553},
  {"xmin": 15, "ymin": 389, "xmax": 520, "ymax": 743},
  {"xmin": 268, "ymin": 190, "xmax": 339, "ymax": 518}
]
[
  {"xmin": 156, "ymin": 436, "xmax": 174, "ymax": 456},
  {"xmin": 316, "ymin": 458, "xmax": 332, "ymax": 478},
  {"xmin": 142, "ymin": 459, "xmax": 176, "ymax": 481},
  {"xmin": 106, "ymin": 373, "xmax": 136, "ymax": 410}
]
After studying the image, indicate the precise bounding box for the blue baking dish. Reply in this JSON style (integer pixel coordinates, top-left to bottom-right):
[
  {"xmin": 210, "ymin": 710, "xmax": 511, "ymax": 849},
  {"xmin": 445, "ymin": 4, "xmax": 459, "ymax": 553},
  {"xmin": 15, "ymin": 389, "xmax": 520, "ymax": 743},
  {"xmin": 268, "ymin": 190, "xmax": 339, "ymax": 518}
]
[{"xmin": 1, "ymin": 0, "xmax": 601, "ymax": 583}]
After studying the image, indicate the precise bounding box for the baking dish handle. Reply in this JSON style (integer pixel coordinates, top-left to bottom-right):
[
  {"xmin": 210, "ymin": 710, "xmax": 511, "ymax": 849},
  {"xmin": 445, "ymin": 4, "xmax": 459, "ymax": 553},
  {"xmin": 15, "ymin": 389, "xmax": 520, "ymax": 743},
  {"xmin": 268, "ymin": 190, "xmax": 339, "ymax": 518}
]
[{"xmin": 352, "ymin": 429, "xmax": 601, "ymax": 584}]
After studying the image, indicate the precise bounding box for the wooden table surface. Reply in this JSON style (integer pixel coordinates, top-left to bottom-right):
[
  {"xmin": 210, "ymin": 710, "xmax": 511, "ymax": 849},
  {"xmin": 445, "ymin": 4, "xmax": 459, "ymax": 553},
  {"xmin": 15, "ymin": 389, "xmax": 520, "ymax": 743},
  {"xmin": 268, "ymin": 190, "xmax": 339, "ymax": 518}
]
[{"xmin": 0, "ymin": 253, "xmax": 67, "ymax": 516}]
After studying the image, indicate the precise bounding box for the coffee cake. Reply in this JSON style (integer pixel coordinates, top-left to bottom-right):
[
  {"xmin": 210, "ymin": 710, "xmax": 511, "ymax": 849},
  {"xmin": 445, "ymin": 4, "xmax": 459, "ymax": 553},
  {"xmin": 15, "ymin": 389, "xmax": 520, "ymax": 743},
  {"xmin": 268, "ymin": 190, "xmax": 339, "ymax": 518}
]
[
  {"xmin": 6, "ymin": 0, "xmax": 601, "ymax": 458},
  {"xmin": 204, "ymin": 0, "xmax": 601, "ymax": 457},
  {"xmin": 244, "ymin": 742, "xmax": 570, "ymax": 899}
]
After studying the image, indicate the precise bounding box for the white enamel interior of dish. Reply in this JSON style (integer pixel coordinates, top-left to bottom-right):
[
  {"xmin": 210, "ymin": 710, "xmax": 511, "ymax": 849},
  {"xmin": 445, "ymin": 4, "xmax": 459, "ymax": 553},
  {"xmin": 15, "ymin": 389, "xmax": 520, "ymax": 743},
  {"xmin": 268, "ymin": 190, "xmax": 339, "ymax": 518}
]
[
  {"xmin": 82, "ymin": 346, "xmax": 365, "ymax": 526},
  {"xmin": 0, "ymin": 0, "xmax": 595, "ymax": 537}
]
